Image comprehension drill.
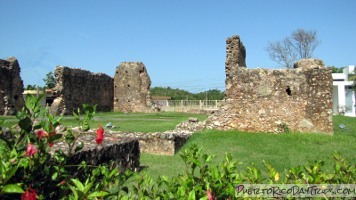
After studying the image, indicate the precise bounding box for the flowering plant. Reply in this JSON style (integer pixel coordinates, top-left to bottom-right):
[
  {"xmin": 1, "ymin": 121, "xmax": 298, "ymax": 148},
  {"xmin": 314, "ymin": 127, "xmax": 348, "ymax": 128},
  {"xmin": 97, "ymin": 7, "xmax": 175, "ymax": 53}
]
[
  {"xmin": 0, "ymin": 95, "xmax": 122, "ymax": 199},
  {"xmin": 95, "ymin": 124, "xmax": 104, "ymax": 144}
]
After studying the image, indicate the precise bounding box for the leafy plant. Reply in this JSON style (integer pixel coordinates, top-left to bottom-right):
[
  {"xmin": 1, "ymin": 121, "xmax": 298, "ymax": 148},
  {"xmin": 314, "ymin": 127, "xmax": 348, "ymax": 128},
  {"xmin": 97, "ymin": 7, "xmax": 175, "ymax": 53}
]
[
  {"xmin": 121, "ymin": 145, "xmax": 355, "ymax": 199},
  {"xmin": 277, "ymin": 122, "xmax": 291, "ymax": 133},
  {"xmin": 0, "ymin": 95, "xmax": 128, "ymax": 199}
]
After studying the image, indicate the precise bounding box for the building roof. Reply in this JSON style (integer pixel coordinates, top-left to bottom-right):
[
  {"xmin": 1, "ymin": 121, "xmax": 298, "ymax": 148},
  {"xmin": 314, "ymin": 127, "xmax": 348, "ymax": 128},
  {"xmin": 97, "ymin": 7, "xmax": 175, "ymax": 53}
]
[{"xmin": 152, "ymin": 96, "xmax": 172, "ymax": 100}]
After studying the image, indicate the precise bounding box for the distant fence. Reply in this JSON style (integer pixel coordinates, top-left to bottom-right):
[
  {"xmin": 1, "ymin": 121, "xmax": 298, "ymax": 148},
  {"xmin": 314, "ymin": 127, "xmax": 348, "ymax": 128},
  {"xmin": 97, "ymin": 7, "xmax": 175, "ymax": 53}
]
[{"xmin": 153, "ymin": 100, "xmax": 223, "ymax": 112}]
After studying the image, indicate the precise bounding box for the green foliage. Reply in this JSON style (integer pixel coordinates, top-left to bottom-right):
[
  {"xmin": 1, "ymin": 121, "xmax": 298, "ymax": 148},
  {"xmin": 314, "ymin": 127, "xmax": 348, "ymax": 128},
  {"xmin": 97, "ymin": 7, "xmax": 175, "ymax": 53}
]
[
  {"xmin": 73, "ymin": 104, "xmax": 97, "ymax": 131},
  {"xmin": 151, "ymin": 87, "xmax": 225, "ymax": 100},
  {"xmin": 25, "ymin": 85, "xmax": 43, "ymax": 90},
  {"xmin": 43, "ymin": 72, "xmax": 56, "ymax": 89},
  {"xmin": 0, "ymin": 95, "xmax": 129, "ymax": 199},
  {"xmin": 330, "ymin": 66, "xmax": 345, "ymax": 73},
  {"xmin": 121, "ymin": 144, "xmax": 355, "ymax": 199},
  {"xmin": 277, "ymin": 122, "xmax": 291, "ymax": 133}
]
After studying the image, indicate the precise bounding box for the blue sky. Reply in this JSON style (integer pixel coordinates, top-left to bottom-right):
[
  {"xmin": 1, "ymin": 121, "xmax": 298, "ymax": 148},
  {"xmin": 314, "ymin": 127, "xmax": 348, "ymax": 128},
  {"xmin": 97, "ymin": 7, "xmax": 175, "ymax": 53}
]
[{"xmin": 1, "ymin": 0, "xmax": 355, "ymax": 92}]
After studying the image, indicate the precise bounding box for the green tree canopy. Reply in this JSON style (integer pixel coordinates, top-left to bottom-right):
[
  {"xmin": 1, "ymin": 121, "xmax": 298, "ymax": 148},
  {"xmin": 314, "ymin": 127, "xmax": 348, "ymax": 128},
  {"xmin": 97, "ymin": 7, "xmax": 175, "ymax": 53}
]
[
  {"xmin": 151, "ymin": 87, "xmax": 225, "ymax": 100},
  {"xmin": 43, "ymin": 72, "xmax": 56, "ymax": 89},
  {"xmin": 329, "ymin": 66, "xmax": 345, "ymax": 73}
]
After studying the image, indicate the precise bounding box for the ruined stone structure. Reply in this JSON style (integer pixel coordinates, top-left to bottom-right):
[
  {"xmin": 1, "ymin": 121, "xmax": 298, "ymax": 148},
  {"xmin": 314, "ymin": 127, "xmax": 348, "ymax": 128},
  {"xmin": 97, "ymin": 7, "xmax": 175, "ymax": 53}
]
[
  {"xmin": 206, "ymin": 35, "xmax": 333, "ymax": 134},
  {"xmin": 0, "ymin": 57, "xmax": 25, "ymax": 115},
  {"xmin": 225, "ymin": 35, "xmax": 247, "ymax": 94},
  {"xmin": 66, "ymin": 140, "xmax": 140, "ymax": 171},
  {"xmin": 50, "ymin": 66, "xmax": 113, "ymax": 115},
  {"xmin": 114, "ymin": 62, "xmax": 156, "ymax": 112},
  {"xmin": 51, "ymin": 118, "xmax": 204, "ymax": 156}
]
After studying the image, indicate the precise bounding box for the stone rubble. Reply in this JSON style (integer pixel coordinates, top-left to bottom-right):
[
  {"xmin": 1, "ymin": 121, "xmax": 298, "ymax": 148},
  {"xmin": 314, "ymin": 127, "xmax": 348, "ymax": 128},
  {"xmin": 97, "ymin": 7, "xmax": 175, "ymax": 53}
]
[{"xmin": 52, "ymin": 118, "xmax": 204, "ymax": 156}]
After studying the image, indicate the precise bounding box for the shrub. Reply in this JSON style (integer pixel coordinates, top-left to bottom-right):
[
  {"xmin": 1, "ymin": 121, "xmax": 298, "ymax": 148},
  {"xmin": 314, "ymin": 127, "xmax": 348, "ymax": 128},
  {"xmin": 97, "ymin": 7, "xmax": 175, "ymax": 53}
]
[
  {"xmin": 0, "ymin": 95, "xmax": 130, "ymax": 199},
  {"xmin": 117, "ymin": 145, "xmax": 355, "ymax": 199}
]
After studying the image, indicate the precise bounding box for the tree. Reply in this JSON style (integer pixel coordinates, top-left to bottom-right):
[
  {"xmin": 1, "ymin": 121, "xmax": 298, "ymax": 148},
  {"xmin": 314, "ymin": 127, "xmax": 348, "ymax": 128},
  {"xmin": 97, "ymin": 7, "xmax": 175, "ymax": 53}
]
[
  {"xmin": 43, "ymin": 72, "xmax": 56, "ymax": 89},
  {"xmin": 150, "ymin": 87, "xmax": 225, "ymax": 100},
  {"xmin": 329, "ymin": 66, "xmax": 345, "ymax": 73},
  {"xmin": 266, "ymin": 29, "xmax": 320, "ymax": 68},
  {"xmin": 25, "ymin": 85, "xmax": 38, "ymax": 90}
]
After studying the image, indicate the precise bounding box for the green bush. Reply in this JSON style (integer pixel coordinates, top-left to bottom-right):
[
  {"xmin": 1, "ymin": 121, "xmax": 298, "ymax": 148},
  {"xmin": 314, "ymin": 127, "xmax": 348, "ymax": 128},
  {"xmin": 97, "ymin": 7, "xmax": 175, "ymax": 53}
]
[
  {"xmin": 0, "ymin": 95, "xmax": 130, "ymax": 199},
  {"xmin": 117, "ymin": 145, "xmax": 355, "ymax": 199}
]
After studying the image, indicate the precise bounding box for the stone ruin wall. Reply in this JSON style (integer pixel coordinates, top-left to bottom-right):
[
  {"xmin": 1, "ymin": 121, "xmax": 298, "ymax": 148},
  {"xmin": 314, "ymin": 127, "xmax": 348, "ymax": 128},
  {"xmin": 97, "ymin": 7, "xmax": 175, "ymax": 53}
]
[
  {"xmin": 50, "ymin": 66, "xmax": 113, "ymax": 115},
  {"xmin": 114, "ymin": 62, "xmax": 156, "ymax": 112},
  {"xmin": 0, "ymin": 57, "xmax": 25, "ymax": 115},
  {"xmin": 66, "ymin": 140, "xmax": 140, "ymax": 171},
  {"xmin": 225, "ymin": 35, "xmax": 247, "ymax": 92},
  {"xmin": 206, "ymin": 35, "xmax": 333, "ymax": 134}
]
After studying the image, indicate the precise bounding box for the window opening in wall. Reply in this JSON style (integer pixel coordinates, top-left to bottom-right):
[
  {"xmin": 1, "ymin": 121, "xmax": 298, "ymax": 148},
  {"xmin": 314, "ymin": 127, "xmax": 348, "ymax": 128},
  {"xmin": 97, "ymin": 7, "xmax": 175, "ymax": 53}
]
[{"xmin": 286, "ymin": 86, "xmax": 292, "ymax": 96}]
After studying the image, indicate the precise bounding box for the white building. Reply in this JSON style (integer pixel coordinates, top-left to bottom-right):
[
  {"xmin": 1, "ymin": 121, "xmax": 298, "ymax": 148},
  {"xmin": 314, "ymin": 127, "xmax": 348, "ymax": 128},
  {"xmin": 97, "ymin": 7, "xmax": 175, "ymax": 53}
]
[
  {"xmin": 332, "ymin": 65, "xmax": 355, "ymax": 117},
  {"xmin": 23, "ymin": 89, "xmax": 55, "ymax": 107}
]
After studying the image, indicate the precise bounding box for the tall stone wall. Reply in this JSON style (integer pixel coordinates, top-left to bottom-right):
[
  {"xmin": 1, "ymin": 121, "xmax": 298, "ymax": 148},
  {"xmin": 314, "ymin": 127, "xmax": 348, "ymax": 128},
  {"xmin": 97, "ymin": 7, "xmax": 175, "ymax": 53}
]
[
  {"xmin": 114, "ymin": 62, "xmax": 156, "ymax": 112},
  {"xmin": 0, "ymin": 57, "xmax": 25, "ymax": 115},
  {"xmin": 206, "ymin": 35, "xmax": 333, "ymax": 134},
  {"xmin": 226, "ymin": 35, "xmax": 247, "ymax": 96},
  {"xmin": 50, "ymin": 66, "xmax": 113, "ymax": 115}
]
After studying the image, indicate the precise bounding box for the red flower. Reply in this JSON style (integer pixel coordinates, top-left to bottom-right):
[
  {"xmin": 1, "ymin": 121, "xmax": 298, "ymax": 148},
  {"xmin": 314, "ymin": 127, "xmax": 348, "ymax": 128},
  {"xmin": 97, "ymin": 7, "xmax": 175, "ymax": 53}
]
[
  {"xmin": 25, "ymin": 143, "xmax": 37, "ymax": 158},
  {"xmin": 36, "ymin": 126, "xmax": 56, "ymax": 147},
  {"xmin": 21, "ymin": 186, "xmax": 37, "ymax": 200},
  {"xmin": 95, "ymin": 124, "xmax": 104, "ymax": 144},
  {"xmin": 207, "ymin": 189, "xmax": 214, "ymax": 200},
  {"xmin": 36, "ymin": 129, "xmax": 48, "ymax": 138}
]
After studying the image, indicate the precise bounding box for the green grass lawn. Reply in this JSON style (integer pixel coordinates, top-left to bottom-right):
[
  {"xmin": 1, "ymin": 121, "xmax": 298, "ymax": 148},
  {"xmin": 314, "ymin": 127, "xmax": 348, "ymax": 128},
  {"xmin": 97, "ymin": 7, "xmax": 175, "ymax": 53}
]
[
  {"xmin": 92, "ymin": 112, "xmax": 207, "ymax": 132},
  {"xmin": 1, "ymin": 112, "xmax": 355, "ymax": 179},
  {"xmin": 1, "ymin": 112, "xmax": 207, "ymax": 133},
  {"xmin": 140, "ymin": 115, "xmax": 356, "ymax": 178}
]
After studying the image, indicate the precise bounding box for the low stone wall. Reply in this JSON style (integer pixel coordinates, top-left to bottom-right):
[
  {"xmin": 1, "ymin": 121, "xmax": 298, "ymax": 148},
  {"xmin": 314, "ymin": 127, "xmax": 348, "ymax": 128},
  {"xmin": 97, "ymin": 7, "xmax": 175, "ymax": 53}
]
[
  {"xmin": 67, "ymin": 140, "xmax": 140, "ymax": 171},
  {"xmin": 108, "ymin": 118, "xmax": 204, "ymax": 155},
  {"xmin": 107, "ymin": 131, "xmax": 192, "ymax": 155},
  {"xmin": 54, "ymin": 119, "xmax": 204, "ymax": 157}
]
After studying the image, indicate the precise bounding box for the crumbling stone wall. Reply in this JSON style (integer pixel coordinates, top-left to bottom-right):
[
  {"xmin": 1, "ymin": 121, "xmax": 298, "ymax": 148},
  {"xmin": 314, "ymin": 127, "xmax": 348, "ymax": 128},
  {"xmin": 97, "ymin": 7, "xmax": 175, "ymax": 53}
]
[
  {"xmin": 206, "ymin": 35, "xmax": 333, "ymax": 134},
  {"xmin": 226, "ymin": 35, "xmax": 247, "ymax": 96},
  {"xmin": 0, "ymin": 57, "xmax": 25, "ymax": 115},
  {"xmin": 114, "ymin": 62, "xmax": 156, "ymax": 112},
  {"xmin": 67, "ymin": 140, "xmax": 140, "ymax": 171},
  {"xmin": 106, "ymin": 131, "xmax": 192, "ymax": 156},
  {"xmin": 50, "ymin": 66, "xmax": 113, "ymax": 115}
]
